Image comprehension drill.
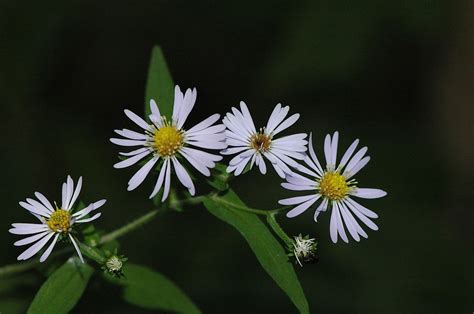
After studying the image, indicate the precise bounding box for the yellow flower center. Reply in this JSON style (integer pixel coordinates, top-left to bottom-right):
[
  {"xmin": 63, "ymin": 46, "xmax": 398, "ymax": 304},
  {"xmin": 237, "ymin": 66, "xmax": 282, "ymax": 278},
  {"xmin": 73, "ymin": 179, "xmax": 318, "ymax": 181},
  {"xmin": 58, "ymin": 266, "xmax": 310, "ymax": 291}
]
[
  {"xmin": 319, "ymin": 172, "xmax": 349, "ymax": 200},
  {"xmin": 153, "ymin": 126, "xmax": 184, "ymax": 157},
  {"xmin": 47, "ymin": 209, "xmax": 71, "ymax": 233},
  {"xmin": 250, "ymin": 132, "xmax": 271, "ymax": 152}
]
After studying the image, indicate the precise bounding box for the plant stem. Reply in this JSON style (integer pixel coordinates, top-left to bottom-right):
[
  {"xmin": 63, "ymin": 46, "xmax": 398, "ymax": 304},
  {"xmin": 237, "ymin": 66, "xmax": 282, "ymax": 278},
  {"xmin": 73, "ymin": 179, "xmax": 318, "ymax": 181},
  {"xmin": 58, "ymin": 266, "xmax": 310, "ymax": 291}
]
[
  {"xmin": 266, "ymin": 213, "xmax": 293, "ymax": 247},
  {"xmin": 100, "ymin": 208, "xmax": 160, "ymax": 244},
  {"xmin": 210, "ymin": 195, "xmax": 286, "ymax": 216}
]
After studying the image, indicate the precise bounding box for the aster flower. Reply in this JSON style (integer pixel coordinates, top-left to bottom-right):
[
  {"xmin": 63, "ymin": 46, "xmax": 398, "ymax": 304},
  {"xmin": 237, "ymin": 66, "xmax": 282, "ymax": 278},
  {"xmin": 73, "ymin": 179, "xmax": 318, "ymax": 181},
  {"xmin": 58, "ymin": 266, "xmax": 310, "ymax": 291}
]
[
  {"xmin": 279, "ymin": 132, "xmax": 387, "ymax": 243},
  {"xmin": 221, "ymin": 102, "xmax": 307, "ymax": 178},
  {"xmin": 9, "ymin": 176, "xmax": 106, "ymax": 263},
  {"xmin": 290, "ymin": 234, "xmax": 318, "ymax": 267},
  {"xmin": 110, "ymin": 85, "xmax": 227, "ymax": 201}
]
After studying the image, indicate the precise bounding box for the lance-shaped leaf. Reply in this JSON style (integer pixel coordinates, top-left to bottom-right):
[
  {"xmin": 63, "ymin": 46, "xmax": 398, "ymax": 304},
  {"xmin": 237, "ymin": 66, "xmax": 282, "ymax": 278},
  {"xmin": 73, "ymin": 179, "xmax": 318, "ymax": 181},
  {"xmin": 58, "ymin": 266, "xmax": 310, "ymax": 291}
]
[
  {"xmin": 27, "ymin": 257, "xmax": 94, "ymax": 314},
  {"xmin": 121, "ymin": 263, "xmax": 201, "ymax": 314},
  {"xmin": 144, "ymin": 46, "xmax": 174, "ymax": 119},
  {"xmin": 204, "ymin": 190, "xmax": 309, "ymax": 314}
]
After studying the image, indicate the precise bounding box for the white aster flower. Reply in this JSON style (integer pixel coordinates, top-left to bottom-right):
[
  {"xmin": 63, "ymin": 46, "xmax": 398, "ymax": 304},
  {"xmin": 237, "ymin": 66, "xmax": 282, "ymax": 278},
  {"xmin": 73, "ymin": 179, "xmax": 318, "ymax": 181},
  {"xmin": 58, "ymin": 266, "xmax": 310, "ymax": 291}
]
[
  {"xmin": 110, "ymin": 85, "xmax": 227, "ymax": 201},
  {"xmin": 221, "ymin": 102, "xmax": 307, "ymax": 178},
  {"xmin": 9, "ymin": 176, "xmax": 106, "ymax": 263},
  {"xmin": 279, "ymin": 132, "xmax": 387, "ymax": 243},
  {"xmin": 292, "ymin": 235, "xmax": 318, "ymax": 267}
]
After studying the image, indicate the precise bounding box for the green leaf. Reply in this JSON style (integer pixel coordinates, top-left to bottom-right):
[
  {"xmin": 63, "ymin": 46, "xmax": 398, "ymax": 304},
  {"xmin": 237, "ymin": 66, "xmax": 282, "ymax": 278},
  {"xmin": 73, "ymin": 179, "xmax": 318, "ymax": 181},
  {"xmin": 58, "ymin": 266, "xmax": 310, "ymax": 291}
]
[
  {"xmin": 144, "ymin": 45, "xmax": 175, "ymax": 119},
  {"xmin": 121, "ymin": 263, "xmax": 201, "ymax": 314},
  {"xmin": 27, "ymin": 257, "xmax": 94, "ymax": 314},
  {"xmin": 203, "ymin": 190, "xmax": 309, "ymax": 314}
]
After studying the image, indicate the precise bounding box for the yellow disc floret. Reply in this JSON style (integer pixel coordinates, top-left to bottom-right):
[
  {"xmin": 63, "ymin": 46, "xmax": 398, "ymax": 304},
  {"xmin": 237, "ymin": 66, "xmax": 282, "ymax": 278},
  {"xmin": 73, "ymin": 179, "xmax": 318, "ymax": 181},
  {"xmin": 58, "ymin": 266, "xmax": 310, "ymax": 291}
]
[
  {"xmin": 250, "ymin": 132, "xmax": 271, "ymax": 152},
  {"xmin": 47, "ymin": 209, "xmax": 71, "ymax": 233},
  {"xmin": 153, "ymin": 125, "xmax": 184, "ymax": 157},
  {"xmin": 319, "ymin": 172, "xmax": 349, "ymax": 200}
]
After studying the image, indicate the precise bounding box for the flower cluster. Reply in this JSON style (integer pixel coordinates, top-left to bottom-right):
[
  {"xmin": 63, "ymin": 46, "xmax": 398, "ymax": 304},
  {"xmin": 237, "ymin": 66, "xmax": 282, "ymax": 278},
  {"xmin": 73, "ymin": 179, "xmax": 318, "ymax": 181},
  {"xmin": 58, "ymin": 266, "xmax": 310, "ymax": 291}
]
[{"xmin": 9, "ymin": 83, "xmax": 386, "ymax": 265}]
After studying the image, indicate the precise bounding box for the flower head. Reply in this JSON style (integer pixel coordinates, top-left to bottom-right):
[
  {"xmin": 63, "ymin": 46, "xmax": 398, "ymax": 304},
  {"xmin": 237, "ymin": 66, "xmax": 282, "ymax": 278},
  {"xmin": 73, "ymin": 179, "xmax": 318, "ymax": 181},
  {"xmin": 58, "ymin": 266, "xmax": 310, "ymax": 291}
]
[
  {"xmin": 290, "ymin": 234, "xmax": 318, "ymax": 267},
  {"xmin": 221, "ymin": 102, "xmax": 307, "ymax": 178},
  {"xmin": 279, "ymin": 132, "xmax": 387, "ymax": 243},
  {"xmin": 111, "ymin": 85, "xmax": 227, "ymax": 201},
  {"xmin": 9, "ymin": 176, "xmax": 106, "ymax": 262},
  {"xmin": 103, "ymin": 254, "xmax": 127, "ymax": 277}
]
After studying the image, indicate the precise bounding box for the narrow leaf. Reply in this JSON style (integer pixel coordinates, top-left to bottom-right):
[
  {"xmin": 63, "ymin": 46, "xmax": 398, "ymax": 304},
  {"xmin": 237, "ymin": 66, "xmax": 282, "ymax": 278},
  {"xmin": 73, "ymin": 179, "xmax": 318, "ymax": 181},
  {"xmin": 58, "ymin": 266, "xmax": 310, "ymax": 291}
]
[
  {"xmin": 122, "ymin": 263, "xmax": 201, "ymax": 314},
  {"xmin": 144, "ymin": 45, "xmax": 175, "ymax": 119},
  {"xmin": 204, "ymin": 190, "xmax": 309, "ymax": 313},
  {"xmin": 27, "ymin": 257, "xmax": 94, "ymax": 314}
]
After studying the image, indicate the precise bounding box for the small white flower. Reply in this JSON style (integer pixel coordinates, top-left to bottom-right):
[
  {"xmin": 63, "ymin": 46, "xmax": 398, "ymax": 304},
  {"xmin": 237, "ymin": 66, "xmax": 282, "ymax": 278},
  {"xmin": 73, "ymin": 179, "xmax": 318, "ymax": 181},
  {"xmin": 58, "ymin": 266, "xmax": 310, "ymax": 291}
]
[
  {"xmin": 279, "ymin": 132, "xmax": 387, "ymax": 243},
  {"xmin": 221, "ymin": 102, "xmax": 307, "ymax": 178},
  {"xmin": 292, "ymin": 235, "xmax": 317, "ymax": 267},
  {"xmin": 110, "ymin": 85, "xmax": 227, "ymax": 201},
  {"xmin": 9, "ymin": 176, "xmax": 106, "ymax": 262}
]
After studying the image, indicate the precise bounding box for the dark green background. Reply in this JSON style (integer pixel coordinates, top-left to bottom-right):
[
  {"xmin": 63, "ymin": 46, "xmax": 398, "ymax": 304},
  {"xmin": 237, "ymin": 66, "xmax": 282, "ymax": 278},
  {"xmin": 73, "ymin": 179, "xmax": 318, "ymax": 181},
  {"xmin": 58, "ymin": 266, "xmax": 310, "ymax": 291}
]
[{"xmin": 0, "ymin": 0, "xmax": 472, "ymax": 313}]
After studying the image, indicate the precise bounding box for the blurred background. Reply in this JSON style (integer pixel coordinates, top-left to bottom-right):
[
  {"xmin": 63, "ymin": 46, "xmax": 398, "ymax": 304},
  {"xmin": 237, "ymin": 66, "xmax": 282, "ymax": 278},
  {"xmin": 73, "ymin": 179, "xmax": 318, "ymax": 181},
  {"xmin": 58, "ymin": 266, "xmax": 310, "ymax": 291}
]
[{"xmin": 0, "ymin": 0, "xmax": 472, "ymax": 312}]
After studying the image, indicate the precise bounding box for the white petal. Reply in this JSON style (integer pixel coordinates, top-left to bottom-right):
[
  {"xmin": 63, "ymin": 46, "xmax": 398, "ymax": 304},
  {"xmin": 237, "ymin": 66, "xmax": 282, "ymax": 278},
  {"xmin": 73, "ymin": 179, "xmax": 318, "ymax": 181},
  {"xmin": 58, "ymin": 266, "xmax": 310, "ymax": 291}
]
[
  {"xmin": 76, "ymin": 213, "xmax": 101, "ymax": 223},
  {"xmin": 114, "ymin": 129, "xmax": 147, "ymax": 140},
  {"xmin": 329, "ymin": 204, "xmax": 339, "ymax": 243},
  {"xmin": 338, "ymin": 202, "xmax": 360, "ymax": 242},
  {"xmin": 172, "ymin": 157, "xmax": 195, "ymax": 195},
  {"xmin": 279, "ymin": 194, "xmax": 316, "ymax": 206},
  {"xmin": 19, "ymin": 201, "xmax": 49, "ymax": 217},
  {"xmin": 150, "ymin": 159, "xmax": 169, "ymax": 198},
  {"xmin": 9, "ymin": 224, "xmax": 48, "ymax": 235},
  {"xmin": 34, "ymin": 192, "xmax": 54, "ymax": 212},
  {"xmin": 161, "ymin": 159, "xmax": 172, "ymax": 202},
  {"xmin": 340, "ymin": 202, "xmax": 367, "ymax": 239},
  {"xmin": 351, "ymin": 188, "xmax": 387, "ymax": 199},
  {"xmin": 344, "ymin": 146, "xmax": 368, "ymax": 174},
  {"xmin": 26, "ymin": 199, "xmax": 52, "ymax": 217},
  {"xmin": 186, "ymin": 114, "xmax": 221, "ymax": 134},
  {"xmin": 72, "ymin": 203, "xmax": 94, "ymax": 218},
  {"xmin": 344, "ymin": 197, "xmax": 378, "ymax": 218},
  {"xmin": 61, "ymin": 183, "xmax": 67, "ymax": 209},
  {"xmin": 110, "ymin": 138, "xmax": 147, "ymax": 147},
  {"xmin": 220, "ymin": 146, "xmax": 249, "ymax": 155},
  {"xmin": 119, "ymin": 147, "xmax": 150, "ymax": 156},
  {"xmin": 150, "ymin": 99, "xmax": 161, "ymax": 117},
  {"xmin": 172, "ymin": 85, "xmax": 184, "ymax": 124},
  {"xmin": 330, "ymin": 131, "xmax": 339, "ymax": 167},
  {"xmin": 113, "ymin": 150, "xmax": 151, "ymax": 169},
  {"xmin": 68, "ymin": 176, "xmax": 83, "ymax": 210},
  {"xmin": 324, "ymin": 134, "xmax": 332, "ymax": 170},
  {"xmin": 92, "ymin": 199, "xmax": 107, "ymax": 211},
  {"xmin": 281, "ymin": 183, "xmax": 315, "ymax": 191},
  {"xmin": 334, "ymin": 202, "xmax": 348, "ymax": 243},
  {"xmin": 179, "ymin": 150, "xmax": 210, "ymax": 176},
  {"xmin": 40, "ymin": 233, "xmax": 60, "ymax": 262},
  {"xmin": 127, "ymin": 157, "xmax": 158, "ymax": 191},
  {"xmin": 314, "ymin": 198, "xmax": 328, "ymax": 221},
  {"xmin": 286, "ymin": 196, "xmax": 319, "ymax": 218},
  {"xmin": 344, "ymin": 156, "xmax": 370, "ymax": 179},
  {"xmin": 257, "ymin": 155, "xmax": 267, "ymax": 174},
  {"xmin": 272, "ymin": 113, "xmax": 300, "ymax": 135},
  {"xmin": 124, "ymin": 109, "xmax": 151, "ymax": 131},
  {"xmin": 307, "ymin": 133, "xmax": 324, "ymax": 175},
  {"xmin": 69, "ymin": 234, "xmax": 84, "ymax": 263},
  {"xmin": 338, "ymin": 139, "xmax": 359, "ymax": 171},
  {"xmin": 14, "ymin": 231, "xmax": 51, "ymax": 246},
  {"xmin": 344, "ymin": 199, "xmax": 379, "ymax": 230},
  {"xmin": 17, "ymin": 232, "xmax": 54, "ymax": 261}
]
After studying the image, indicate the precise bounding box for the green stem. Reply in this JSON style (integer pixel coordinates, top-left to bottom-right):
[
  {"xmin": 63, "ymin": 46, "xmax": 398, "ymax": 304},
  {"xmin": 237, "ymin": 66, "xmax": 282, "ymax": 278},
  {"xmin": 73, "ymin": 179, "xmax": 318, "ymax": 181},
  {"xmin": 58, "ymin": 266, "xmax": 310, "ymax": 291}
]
[
  {"xmin": 210, "ymin": 195, "xmax": 286, "ymax": 216},
  {"xmin": 266, "ymin": 213, "xmax": 293, "ymax": 247},
  {"xmin": 100, "ymin": 208, "xmax": 160, "ymax": 244}
]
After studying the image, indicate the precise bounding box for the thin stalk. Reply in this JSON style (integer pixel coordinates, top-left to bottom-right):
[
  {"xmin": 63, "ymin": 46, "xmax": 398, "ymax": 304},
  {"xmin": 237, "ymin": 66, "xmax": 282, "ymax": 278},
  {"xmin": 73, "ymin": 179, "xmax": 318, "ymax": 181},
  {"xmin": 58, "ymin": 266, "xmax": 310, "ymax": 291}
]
[
  {"xmin": 210, "ymin": 195, "xmax": 286, "ymax": 216},
  {"xmin": 266, "ymin": 213, "xmax": 293, "ymax": 247}
]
